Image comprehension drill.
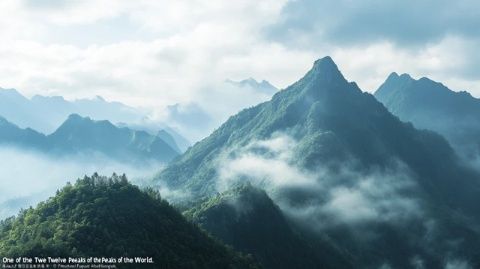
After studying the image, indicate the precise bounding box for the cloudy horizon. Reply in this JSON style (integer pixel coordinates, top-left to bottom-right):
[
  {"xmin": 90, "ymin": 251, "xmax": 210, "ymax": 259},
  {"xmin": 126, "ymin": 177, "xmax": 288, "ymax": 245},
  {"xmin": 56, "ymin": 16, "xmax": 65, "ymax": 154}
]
[{"xmin": 1, "ymin": 0, "xmax": 479, "ymax": 123}]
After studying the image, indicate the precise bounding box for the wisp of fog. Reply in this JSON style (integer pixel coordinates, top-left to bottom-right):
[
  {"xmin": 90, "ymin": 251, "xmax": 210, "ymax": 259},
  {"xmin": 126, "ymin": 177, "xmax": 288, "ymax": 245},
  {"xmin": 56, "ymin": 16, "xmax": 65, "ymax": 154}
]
[{"xmin": 0, "ymin": 146, "xmax": 163, "ymax": 220}]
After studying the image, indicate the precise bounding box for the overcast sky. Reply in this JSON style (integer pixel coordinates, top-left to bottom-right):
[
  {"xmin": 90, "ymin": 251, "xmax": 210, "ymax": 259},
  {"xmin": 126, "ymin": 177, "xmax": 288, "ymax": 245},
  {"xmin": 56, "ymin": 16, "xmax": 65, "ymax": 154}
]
[{"xmin": 1, "ymin": 0, "xmax": 479, "ymax": 121}]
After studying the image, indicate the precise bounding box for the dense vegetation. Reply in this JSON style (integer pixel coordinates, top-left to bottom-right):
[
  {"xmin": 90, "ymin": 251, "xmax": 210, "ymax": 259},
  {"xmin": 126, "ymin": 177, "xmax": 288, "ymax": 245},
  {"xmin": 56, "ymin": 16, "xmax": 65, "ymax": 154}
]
[
  {"xmin": 375, "ymin": 72, "xmax": 480, "ymax": 159},
  {"xmin": 0, "ymin": 114, "xmax": 179, "ymax": 163},
  {"xmin": 185, "ymin": 184, "xmax": 353, "ymax": 269},
  {"xmin": 4, "ymin": 57, "xmax": 480, "ymax": 268},
  {"xmin": 156, "ymin": 57, "xmax": 480, "ymax": 268},
  {"xmin": 156, "ymin": 57, "xmax": 480, "ymax": 209},
  {"xmin": 0, "ymin": 174, "xmax": 259, "ymax": 269}
]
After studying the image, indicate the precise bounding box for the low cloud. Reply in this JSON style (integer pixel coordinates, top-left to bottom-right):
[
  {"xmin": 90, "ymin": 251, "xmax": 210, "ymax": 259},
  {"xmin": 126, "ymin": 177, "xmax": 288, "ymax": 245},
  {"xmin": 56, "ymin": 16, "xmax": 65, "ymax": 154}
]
[
  {"xmin": 318, "ymin": 172, "xmax": 420, "ymax": 225},
  {"xmin": 217, "ymin": 134, "xmax": 316, "ymax": 190},
  {"xmin": 0, "ymin": 146, "xmax": 162, "ymax": 220},
  {"xmin": 216, "ymin": 133, "xmax": 423, "ymax": 228},
  {"xmin": 444, "ymin": 259, "xmax": 473, "ymax": 269},
  {"xmin": 214, "ymin": 134, "xmax": 480, "ymax": 266},
  {"xmin": 163, "ymin": 79, "xmax": 276, "ymax": 141}
]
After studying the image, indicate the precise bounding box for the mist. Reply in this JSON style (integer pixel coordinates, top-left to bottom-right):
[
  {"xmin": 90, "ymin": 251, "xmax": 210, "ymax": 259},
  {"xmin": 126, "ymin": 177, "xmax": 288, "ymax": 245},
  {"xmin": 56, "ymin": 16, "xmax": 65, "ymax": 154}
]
[
  {"xmin": 216, "ymin": 133, "xmax": 424, "ymax": 230},
  {"xmin": 161, "ymin": 80, "xmax": 277, "ymax": 142},
  {"xmin": 0, "ymin": 146, "xmax": 163, "ymax": 220},
  {"xmin": 444, "ymin": 259, "xmax": 473, "ymax": 269}
]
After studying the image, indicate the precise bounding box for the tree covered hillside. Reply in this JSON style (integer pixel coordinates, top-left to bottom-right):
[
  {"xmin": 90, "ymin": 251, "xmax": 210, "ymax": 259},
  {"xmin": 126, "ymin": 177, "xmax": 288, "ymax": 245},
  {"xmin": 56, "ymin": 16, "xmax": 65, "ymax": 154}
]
[
  {"xmin": 375, "ymin": 72, "xmax": 480, "ymax": 159},
  {"xmin": 0, "ymin": 174, "xmax": 259, "ymax": 269},
  {"xmin": 155, "ymin": 57, "xmax": 480, "ymax": 268},
  {"xmin": 185, "ymin": 184, "xmax": 353, "ymax": 269}
]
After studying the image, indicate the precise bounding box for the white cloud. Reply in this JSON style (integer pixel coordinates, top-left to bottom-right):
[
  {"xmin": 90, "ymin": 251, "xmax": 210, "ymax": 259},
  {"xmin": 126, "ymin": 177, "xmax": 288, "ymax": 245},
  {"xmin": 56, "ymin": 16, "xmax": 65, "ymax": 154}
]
[
  {"xmin": 318, "ymin": 171, "xmax": 421, "ymax": 225},
  {"xmin": 0, "ymin": 0, "xmax": 313, "ymax": 142},
  {"xmin": 0, "ymin": 0, "xmax": 479, "ymax": 144},
  {"xmin": 0, "ymin": 146, "xmax": 162, "ymax": 219},
  {"xmin": 217, "ymin": 134, "xmax": 423, "ymax": 228},
  {"xmin": 330, "ymin": 37, "xmax": 480, "ymax": 94},
  {"xmin": 444, "ymin": 259, "xmax": 473, "ymax": 269},
  {"xmin": 217, "ymin": 134, "xmax": 316, "ymax": 191}
]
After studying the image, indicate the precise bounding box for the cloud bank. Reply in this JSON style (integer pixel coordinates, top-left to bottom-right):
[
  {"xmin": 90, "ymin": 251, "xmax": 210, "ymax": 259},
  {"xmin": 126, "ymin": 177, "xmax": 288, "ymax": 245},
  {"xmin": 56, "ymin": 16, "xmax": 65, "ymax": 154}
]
[
  {"xmin": 0, "ymin": 146, "xmax": 162, "ymax": 220},
  {"xmin": 217, "ymin": 134, "xmax": 423, "ymax": 228},
  {"xmin": 1, "ymin": 0, "xmax": 480, "ymax": 141}
]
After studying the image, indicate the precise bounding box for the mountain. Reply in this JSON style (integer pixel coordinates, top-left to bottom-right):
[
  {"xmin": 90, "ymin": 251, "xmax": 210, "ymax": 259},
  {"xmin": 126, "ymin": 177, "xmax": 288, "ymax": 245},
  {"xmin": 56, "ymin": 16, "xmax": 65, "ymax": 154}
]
[
  {"xmin": 0, "ymin": 89, "xmax": 146, "ymax": 134},
  {"xmin": 185, "ymin": 184, "xmax": 353, "ymax": 269},
  {"xmin": 116, "ymin": 122, "xmax": 191, "ymax": 153},
  {"xmin": 374, "ymin": 73, "xmax": 480, "ymax": 159},
  {"xmin": 0, "ymin": 87, "xmax": 191, "ymax": 152},
  {"xmin": 155, "ymin": 57, "xmax": 480, "ymax": 268},
  {"xmin": 162, "ymin": 127, "xmax": 191, "ymax": 152},
  {"xmin": 165, "ymin": 102, "xmax": 215, "ymax": 143},
  {"xmin": 0, "ymin": 116, "xmax": 46, "ymax": 150},
  {"xmin": 0, "ymin": 174, "xmax": 259, "ymax": 269},
  {"xmin": 161, "ymin": 79, "xmax": 277, "ymax": 143},
  {"xmin": 226, "ymin": 78, "xmax": 278, "ymax": 96},
  {"xmin": 0, "ymin": 114, "xmax": 179, "ymax": 163},
  {"xmin": 156, "ymin": 129, "xmax": 182, "ymax": 153},
  {"xmin": 0, "ymin": 88, "xmax": 43, "ymax": 132}
]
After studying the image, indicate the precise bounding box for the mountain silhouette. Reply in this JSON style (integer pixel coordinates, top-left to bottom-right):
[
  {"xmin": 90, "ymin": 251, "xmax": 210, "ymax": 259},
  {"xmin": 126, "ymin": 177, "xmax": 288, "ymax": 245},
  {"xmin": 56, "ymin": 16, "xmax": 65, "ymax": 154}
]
[
  {"xmin": 0, "ymin": 114, "xmax": 179, "ymax": 163},
  {"xmin": 0, "ymin": 89, "xmax": 145, "ymax": 134},
  {"xmin": 226, "ymin": 78, "xmax": 278, "ymax": 95},
  {"xmin": 375, "ymin": 72, "xmax": 480, "ymax": 159},
  {"xmin": 156, "ymin": 56, "xmax": 480, "ymax": 268},
  {"xmin": 0, "ymin": 174, "xmax": 259, "ymax": 269},
  {"xmin": 186, "ymin": 184, "xmax": 353, "ymax": 269}
]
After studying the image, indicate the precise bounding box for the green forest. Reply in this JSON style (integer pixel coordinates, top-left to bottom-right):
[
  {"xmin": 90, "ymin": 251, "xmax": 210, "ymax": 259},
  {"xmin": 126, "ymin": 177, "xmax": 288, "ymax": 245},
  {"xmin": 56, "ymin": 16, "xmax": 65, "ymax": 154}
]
[{"xmin": 0, "ymin": 174, "xmax": 259, "ymax": 269}]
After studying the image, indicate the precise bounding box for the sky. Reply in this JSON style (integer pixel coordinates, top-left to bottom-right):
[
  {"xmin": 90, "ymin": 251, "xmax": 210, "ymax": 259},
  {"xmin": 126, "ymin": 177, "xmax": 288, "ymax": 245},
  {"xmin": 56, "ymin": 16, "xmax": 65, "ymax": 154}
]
[{"xmin": 1, "ymin": 0, "xmax": 479, "ymax": 125}]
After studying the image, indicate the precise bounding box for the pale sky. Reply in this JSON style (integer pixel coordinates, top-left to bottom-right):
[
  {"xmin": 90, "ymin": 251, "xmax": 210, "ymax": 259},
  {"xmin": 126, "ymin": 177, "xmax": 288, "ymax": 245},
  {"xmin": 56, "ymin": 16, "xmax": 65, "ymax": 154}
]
[{"xmin": 1, "ymin": 0, "xmax": 479, "ymax": 123}]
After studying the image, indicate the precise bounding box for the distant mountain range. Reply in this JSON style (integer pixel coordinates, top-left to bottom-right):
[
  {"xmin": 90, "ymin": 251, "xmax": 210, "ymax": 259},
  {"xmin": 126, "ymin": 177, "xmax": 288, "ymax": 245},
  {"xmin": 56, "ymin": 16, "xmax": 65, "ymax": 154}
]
[
  {"xmin": 3, "ymin": 58, "xmax": 480, "ymax": 268},
  {"xmin": 0, "ymin": 114, "xmax": 179, "ymax": 163},
  {"xmin": 0, "ymin": 88, "xmax": 191, "ymax": 151},
  {"xmin": 165, "ymin": 78, "xmax": 278, "ymax": 142},
  {"xmin": 0, "ymin": 80, "xmax": 277, "ymax": 148},
  {"xmin": 156, "ymin": 57, "xmax": 480, "ymax": 268},
  {"xmin": 225, "ymin": 78, "xmax": 278, "ymax": 95},
  {"xmin": 375, "ymin": 73, "xmax": 480, "ymax": 159},
  {"xmin": 0, "ymin": 88, "xmax": 144, "ymax": 134}
]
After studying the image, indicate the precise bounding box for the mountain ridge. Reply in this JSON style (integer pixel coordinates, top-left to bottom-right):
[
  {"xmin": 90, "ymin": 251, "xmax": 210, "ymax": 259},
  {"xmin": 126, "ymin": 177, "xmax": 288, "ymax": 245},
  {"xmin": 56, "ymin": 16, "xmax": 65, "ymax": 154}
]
[
  {"xmin": 155, "ymin": 56, "xmax": 480, "ymax": 268},
  {"xmin": 225, "ymin": 78, "xmax": 278, "ymax": 96},
  {"xmin": 186, "ymin": 184, "xmax": 353, "ymax": 269},
  {"xmin": 375, "ymin": 71, "xmax": 480, "ymax": 159},
  {"xmin": 0, "ymin": 89, "xmax": 145, "ymax": 134},
  {"xmin": 0, "ymin": 175, "xmax": 260, "ymax": 269},
  {"xmin": 0, "ymin": 114, "xmax": 179, "ymax": 163}
]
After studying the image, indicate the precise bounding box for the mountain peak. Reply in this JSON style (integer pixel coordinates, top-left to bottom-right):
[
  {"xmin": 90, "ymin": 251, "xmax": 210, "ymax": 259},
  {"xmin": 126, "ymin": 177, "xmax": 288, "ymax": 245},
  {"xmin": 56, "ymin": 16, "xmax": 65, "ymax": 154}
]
[
  {"xmin": 225, "ymin": 78, "xmax": 278, "ymax": 95},
  {"xmin": 384, "ymin": 72, "xmax": 413, "ymax": 83},
  {"xmin": 400, "ymin": 73, "xmax": 413, "ymax": 79},
  {"xmin": 66, "ymin": 113, "xmax": 89, "ymax": 122},
  {"xmin": 0, "ymin": 88, "xmax": 27, "ymax": 101},
  {"xmin": 0, "ymin": 116, "xmax": 12, "ymax": 126},
  {"xmin": 386, "ymin": 72, "xmax": 399, "ymax": 80},
  {"xmin": 259, "ymin": 79, "xmax": 276, "ymax": 89},
  {"xmin": 313, "ymin": 56, "xmax": 335, "ymax": 66},
  {"xmin": 68, "ymin": 113, "xmax": 81, "ymax": 119},
  {"xmin": 375, "ymin": 72, "xmax": 415, "ymax": 98},
  {"xmin": 94, "ymin": 95, "xmax": 105, "ymax": 101},
  {"xmin": 59, "ymin": 114, "xmax": 116, "ymax": 131},
  {"xmin": 376, "ymin": 72, "xmax": 456, "ymax": 100},
  {"xmin": 308, "ymin": 56, "xmax": 345, "ymax": 83},
  {"xmin": 31, "ymin": 95, "xmax": 66, "ymax": 102}
]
